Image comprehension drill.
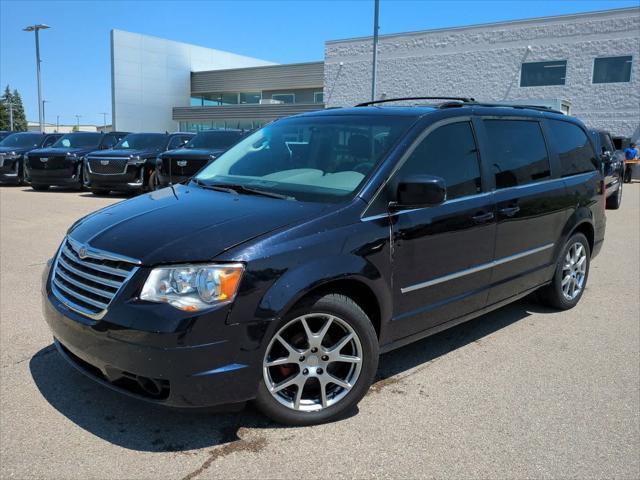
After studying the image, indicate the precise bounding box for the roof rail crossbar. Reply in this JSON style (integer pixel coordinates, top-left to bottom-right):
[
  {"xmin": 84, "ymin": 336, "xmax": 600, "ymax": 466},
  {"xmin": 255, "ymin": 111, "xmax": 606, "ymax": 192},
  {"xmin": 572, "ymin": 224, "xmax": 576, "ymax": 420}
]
[{"xmin": 355, "ymin": 96, "xmax": 475, "ymax": 107}]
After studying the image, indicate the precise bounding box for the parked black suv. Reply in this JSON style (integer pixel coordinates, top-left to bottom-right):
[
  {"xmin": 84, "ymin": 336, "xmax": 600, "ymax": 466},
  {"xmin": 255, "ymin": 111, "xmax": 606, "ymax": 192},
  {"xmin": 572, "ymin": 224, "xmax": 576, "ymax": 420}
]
[
  {"xmin": 155, "ymin": 129, "xmax": 245, "ymax": 188},
  {"xmin": 590, "ymin": 129, "xmax": 624, "ymax": 209},
  {"xmin": 27, "ymin": 132, "xmax": 128, "ymax": 191},
  {"xmin": 0, "ymin": 132, "xmax": 61, "ymax": 184},
  {"xmin": 85, "ymin": 132, "xmax": 194, "ymax": 195},
  {"xmin": 42, "ymin": 99, "xmax": 605, "ymax": 425}
]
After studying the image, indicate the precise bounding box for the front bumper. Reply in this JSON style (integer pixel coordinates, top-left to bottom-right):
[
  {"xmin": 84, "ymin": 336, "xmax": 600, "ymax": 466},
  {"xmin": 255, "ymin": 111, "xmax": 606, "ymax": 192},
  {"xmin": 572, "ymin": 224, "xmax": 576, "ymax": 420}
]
[
  {"xmin": 0, "ymin": 157, "xmax": 20, "ymax": 184},
  {"xmin": 29, "ymin": 169, "xmax": 80, "ymax": 186},
  {"xmin": 157, "ymin": 172, "xmax": 190, "ymax": 187},
  {"xmin": 88, "ymin": 165, "xmax": 145, "ymax": 191},
  {"xmin": 41, "ymin": 264, "xmax": 265, "ymax": 408}
]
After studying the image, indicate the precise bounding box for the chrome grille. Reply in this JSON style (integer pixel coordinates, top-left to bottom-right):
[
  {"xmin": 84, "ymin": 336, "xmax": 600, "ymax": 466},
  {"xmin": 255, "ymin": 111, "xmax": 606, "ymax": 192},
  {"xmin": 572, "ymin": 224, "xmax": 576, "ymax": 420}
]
[
  {"xmin": 51, "ymin": 237, "xmax": 140, "ymax": 319},
  {"xmin": 88, "ymin": 157, "xmax": 128, "ymax": 175}
]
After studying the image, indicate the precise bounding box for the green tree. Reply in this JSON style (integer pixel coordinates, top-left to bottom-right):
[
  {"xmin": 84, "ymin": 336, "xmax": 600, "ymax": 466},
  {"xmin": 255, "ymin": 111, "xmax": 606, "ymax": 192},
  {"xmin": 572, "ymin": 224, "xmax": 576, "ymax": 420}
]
[
  {"xmin": 71, "ymin": 125, "xmax": 79, "ymax": 132},
  {"xmin": 11, "ymin": 89, "xmax": 27, "ymax": 131},
  {"xmin": 0, "ymin": 86, "xmax": 10, "ymax": 131},
  {"xmin": 0, "ymin": 86, "xmax": 28, "ymax": 131}
]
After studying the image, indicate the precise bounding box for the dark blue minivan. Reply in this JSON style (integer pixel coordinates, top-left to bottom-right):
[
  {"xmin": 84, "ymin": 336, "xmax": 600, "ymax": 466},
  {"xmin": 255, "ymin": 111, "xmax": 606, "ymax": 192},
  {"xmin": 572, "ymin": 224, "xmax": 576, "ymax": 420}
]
[{"xmin": 41, "ymin": 99, "xmax": 606, "ymax": 425}]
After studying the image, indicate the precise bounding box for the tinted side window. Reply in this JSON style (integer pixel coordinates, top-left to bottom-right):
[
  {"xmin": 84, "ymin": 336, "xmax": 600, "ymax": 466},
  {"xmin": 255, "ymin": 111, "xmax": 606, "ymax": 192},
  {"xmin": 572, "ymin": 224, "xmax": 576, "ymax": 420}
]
[
  {"xmin": 101, "ymin": 135, "xmax": 117, "ymax": 148},
  {"xmin": 168, "ymin": 135, "xmax": 189, "ymax": 150},
  {"xmin": 547, "ymin": 120, "xmax": 597, "ymax": 177},
  {"xmin": 398, "ymin": 121, "xmax": 481, "ymax": 200},
  {"xmin": 42, "ymin": 136, "xmax": 57, "ymax": 147},
  {"xmin": 483, "ymin": 120, "xmax": 550, "ymax": 189}
]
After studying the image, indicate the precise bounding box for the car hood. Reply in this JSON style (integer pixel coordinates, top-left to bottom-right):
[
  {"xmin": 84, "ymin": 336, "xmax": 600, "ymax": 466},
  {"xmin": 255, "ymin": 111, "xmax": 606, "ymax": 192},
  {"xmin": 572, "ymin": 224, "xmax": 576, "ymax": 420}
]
[
  {"xmin": 161, "ymin": 148, "xmax": 224, "ymax": 159},
  {"xmin": 0, "ymin": 146, "xmax": 34, "ymax": 155},
  {"xmin": 28, "ymin": 147, "xmax": 97, "ymax": 157},
  {"xmin": 68, "ymin": 183, "xmax": 330, "ymax": 265},
  {"xmin": 88, "ymin": 148, "xmax": 160, "ymax": 158}
]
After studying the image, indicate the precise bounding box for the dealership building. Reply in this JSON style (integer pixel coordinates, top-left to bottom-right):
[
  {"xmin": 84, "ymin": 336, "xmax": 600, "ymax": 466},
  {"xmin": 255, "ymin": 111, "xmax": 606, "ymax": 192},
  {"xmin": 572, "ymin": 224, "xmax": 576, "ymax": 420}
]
[{"xmin": 111, "ymin": 7, "xmax": 639, "ymax": 140}]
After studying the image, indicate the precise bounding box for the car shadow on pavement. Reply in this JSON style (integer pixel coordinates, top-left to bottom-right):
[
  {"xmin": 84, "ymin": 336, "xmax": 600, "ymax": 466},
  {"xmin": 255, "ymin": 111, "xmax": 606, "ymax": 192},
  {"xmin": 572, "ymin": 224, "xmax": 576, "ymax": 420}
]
[{"xmin": 29, "ymin": 297, "xmax": 553, "ymax": 452}]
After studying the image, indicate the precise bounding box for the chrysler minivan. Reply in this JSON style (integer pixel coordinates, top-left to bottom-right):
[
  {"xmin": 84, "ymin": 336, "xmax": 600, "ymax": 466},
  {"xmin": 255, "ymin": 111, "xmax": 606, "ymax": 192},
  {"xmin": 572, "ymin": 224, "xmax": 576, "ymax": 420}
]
[{"xmin": 42, "ymin": 99, "xmax": 605, "ymax": 425}]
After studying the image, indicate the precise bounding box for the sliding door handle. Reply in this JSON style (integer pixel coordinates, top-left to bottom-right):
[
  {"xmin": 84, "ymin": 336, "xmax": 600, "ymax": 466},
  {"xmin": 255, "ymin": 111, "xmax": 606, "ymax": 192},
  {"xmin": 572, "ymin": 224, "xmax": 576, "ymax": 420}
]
[
  {"xmin": 499, "ymin": 206, "xmax": 520, "ymax": 217},
  {"xmin": 472, "ymin": 211, "xmax": 495, "ymax": 223}
]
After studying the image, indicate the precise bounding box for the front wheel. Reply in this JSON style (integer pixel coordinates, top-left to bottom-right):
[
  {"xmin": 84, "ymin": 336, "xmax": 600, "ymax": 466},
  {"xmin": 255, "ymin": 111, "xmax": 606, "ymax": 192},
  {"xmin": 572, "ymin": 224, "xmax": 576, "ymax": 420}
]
[
  {"xmin": 537, "ymin": 233, "xmax": 590, "ymax": 310},
  {"xmin": 255, "ymin": 294, "xmax": 378, "ymax": 426}
]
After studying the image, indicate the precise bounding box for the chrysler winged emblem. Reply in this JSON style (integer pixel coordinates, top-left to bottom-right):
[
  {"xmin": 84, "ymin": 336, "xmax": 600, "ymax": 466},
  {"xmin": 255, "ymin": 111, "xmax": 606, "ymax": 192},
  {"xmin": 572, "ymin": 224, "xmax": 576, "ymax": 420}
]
[
  {"xmin": 40, "ymin": 157, "xmax": 49, "ymax": 162},
  {"xmin": 177, "ymin": 160, "xmax": 187, "ymax": 167}
]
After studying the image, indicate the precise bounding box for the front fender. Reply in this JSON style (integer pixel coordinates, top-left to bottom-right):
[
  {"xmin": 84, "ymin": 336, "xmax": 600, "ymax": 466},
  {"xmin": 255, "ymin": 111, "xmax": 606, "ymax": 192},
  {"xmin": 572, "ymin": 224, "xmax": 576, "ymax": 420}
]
[{"xmin": 257, "ymin": 254, "xmax": 390, "ymax": 323}]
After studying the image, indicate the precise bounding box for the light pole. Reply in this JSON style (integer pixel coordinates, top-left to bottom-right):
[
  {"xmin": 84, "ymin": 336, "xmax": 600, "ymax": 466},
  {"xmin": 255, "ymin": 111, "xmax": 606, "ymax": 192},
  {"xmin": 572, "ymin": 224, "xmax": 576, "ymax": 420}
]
[
  {"xmin": 56, "ymin": 115, "xmax": 59, "ymax": 132},
  {"xmin": 42, "ymin": 99, "xmax": 49, "ymax": 130},
  {"xmin": 23, "ymin": 24, "xmax": 50, "ymax": 133},
  {"xmin": 371, "ymin": 0, "xmax": 380, "ymax": 102},
  {"xmin": 99, "ymin": 112, "xmax": 108, "ymax": 131},
  {"xmin": 75, "ymin": 114, "xmax": 81, "ymax": 130}
]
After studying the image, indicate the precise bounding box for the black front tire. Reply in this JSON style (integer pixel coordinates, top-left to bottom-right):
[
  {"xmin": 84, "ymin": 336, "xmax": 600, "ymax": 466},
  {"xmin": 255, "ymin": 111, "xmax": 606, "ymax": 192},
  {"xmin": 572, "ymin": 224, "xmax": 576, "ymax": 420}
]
[
  {"xmin": 254, "ymin": 293, "xmax": 379, "ymax": 426},
  {"xmin": 606, "ymin": 180, "xmax": 622, "ymax": 209},
  {"xmin": 537, "ymin": 233, "xmax": 590, "ymax": 310}
]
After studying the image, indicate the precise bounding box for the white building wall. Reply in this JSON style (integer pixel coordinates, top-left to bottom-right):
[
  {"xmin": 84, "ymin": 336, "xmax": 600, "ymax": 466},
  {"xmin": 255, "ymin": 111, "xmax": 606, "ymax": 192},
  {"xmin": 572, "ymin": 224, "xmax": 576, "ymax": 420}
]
[
  {"xmin": 111, "ymin": 30, "xmax": 275, "ymax": 133},
  {"xmin": 324, "ymin": 8, "xmax": 640, "ymax": 139}
]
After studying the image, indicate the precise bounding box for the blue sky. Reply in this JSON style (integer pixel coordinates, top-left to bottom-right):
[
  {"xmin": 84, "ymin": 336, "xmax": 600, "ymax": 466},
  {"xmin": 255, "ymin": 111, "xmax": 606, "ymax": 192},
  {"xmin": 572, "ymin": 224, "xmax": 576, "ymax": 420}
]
[{"xmin": 1, "ymin": 0, "xmax": 637, "ymax": 125}]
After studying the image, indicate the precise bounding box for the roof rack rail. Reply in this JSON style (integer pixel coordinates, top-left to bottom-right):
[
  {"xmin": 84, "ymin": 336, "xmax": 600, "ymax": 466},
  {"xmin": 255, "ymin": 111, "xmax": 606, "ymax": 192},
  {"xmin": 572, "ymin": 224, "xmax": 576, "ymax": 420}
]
[
  {"xmin": 439, "ymin": 101, "xmax": 564, "ymax": 115},
  {"xmin": 355, "ymin": 96, "xmax": 475, "ymax": 107}
]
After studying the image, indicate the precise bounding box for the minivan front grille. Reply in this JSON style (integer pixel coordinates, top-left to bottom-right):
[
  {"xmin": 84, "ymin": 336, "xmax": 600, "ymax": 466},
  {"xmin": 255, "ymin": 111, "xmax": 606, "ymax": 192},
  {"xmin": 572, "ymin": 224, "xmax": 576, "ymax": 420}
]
[{"xmin": 51, "ymin": 237, "xmax": 140, "ymax": 319}]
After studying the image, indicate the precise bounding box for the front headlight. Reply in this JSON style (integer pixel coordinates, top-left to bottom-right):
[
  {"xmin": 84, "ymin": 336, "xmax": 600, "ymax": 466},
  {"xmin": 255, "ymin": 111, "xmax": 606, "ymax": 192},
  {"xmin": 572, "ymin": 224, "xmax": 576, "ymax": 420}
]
[
  {"xmin": 140, "ymin": 263, "xmax": 244, "ymax": 311},
  {"xmin": 128, "ymin": 155, "xmax": 145, "ymax": 165}
]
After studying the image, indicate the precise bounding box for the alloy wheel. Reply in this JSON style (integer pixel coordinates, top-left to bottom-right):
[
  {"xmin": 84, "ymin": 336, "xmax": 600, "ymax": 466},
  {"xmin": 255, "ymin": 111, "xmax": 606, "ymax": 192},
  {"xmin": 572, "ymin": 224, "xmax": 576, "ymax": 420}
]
[
  {"xmin": 263, "ymin": 314, "xmax": 363, "ymax": 412},
  {"xmin": 561, "ymin": 242, "xmax": 587, "ymax": 301}
]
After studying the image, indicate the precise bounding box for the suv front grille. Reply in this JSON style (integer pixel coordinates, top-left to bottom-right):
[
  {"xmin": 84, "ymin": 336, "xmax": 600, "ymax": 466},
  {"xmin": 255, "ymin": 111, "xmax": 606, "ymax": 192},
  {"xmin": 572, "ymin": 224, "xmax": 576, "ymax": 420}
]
[
  {"xmin": 88, "ymin": 157, "xmax": 128, "ymax": 175},
  {"xmin": 51, "ymin": 237, "xmax": 140, "ymax": 319}
]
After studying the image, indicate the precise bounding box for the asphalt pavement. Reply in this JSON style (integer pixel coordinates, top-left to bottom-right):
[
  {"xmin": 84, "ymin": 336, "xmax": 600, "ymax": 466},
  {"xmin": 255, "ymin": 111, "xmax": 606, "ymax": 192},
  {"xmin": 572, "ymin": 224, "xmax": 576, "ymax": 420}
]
[{"xmin": 1, "ymin": 184, "xmax": 638, "ymax": 479}]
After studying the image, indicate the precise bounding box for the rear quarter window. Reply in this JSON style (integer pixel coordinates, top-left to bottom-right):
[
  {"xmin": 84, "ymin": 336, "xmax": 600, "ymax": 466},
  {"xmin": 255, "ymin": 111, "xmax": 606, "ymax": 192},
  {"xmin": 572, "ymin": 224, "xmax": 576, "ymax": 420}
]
[
  {"xmin": 483, "ymin": 119, "xmax": 551, "ymax": 189},
  {"xmin": 547, "ymin": 120, "xmax": 597, "ymax": 176}
]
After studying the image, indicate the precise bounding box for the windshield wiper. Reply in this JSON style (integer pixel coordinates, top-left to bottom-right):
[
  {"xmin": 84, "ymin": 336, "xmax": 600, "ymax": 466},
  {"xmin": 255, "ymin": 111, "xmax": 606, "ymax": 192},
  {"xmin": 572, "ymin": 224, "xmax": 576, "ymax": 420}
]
[{"xmin": 194, "ymin": 179, "xmax": 293, "ymax": 200}]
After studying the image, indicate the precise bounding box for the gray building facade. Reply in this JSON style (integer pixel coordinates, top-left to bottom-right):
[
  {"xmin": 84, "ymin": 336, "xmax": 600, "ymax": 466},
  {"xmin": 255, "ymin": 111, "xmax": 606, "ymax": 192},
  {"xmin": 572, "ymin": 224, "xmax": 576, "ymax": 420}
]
[
  {"xmin": 173, "ymin": 61, "xmax": 325, "ymax": 131},
  {"xmin": 324, "ymin": 7, "xmax": 640, "ymax": 139}
]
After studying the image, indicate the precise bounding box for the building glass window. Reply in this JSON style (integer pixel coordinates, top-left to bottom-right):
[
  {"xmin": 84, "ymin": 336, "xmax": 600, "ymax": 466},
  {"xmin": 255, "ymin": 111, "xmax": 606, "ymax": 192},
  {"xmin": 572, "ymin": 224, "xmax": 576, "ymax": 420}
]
[
  {"xmin": 240, "ymin": 92, "xmax": 262, "ymax": 104},
  {"xmin": 314, "ymin": 92, "xmax": 324, "ymax": 103},
  {"xmin": 520, "ymin": 60, "xmax": 567, "ymax": 87},
  {"xmin": 593, "ymin": 56, "xmax": 632, "ymax": 84},
  {"xmin": 191, "ymin": 96, "xmax": 204, "ymax": 107},
  {"xmin": 272, "ymin": 93, "xmax": 295, "ymax": 104}
]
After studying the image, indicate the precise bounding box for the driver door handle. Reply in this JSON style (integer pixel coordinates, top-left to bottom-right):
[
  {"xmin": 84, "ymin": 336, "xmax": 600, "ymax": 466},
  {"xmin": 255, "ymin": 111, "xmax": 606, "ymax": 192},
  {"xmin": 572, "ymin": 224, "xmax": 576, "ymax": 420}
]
[
  {"xmin": 472, "ymin": 211, "xmax": 495, "ymax": 223},
  {"xmin": 499, "ymin": 206, "xmax": 520, "ymax": 217}
]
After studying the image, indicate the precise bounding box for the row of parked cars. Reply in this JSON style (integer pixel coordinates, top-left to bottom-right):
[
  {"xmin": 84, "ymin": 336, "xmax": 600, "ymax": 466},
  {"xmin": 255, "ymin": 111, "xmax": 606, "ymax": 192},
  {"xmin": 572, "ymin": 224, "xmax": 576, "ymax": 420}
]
[{"xmin": 0, "ymin": 129, "xmax": 246, "ymax": 194}]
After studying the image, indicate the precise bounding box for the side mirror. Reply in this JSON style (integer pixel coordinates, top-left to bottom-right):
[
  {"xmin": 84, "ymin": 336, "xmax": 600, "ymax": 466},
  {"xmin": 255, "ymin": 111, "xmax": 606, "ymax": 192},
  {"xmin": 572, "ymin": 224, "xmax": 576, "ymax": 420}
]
[{"xmin": 391, "ymin": 174, "xmax": 447, "ymax": 209}]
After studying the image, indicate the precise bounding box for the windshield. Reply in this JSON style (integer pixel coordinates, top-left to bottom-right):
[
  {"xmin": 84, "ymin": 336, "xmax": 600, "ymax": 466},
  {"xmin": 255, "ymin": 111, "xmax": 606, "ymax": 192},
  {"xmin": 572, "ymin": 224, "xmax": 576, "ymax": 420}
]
[
  {"xmin": 53, "ymin": 133, "xmax": 102, "ymax": 149},
  {"xmin": 186, "ymin": 131, "xmax": 243, "ymax": 150},
  {"xmin": 0, "ymin": 133, "xmax": 42, "ymax": 148},
  {"xmin": 114, "ymin": 133, "xmax": 167, "ymax": 150},
  {"xmin": 195, "ymin": 115, "xmax": 414, "ymax": 202}
]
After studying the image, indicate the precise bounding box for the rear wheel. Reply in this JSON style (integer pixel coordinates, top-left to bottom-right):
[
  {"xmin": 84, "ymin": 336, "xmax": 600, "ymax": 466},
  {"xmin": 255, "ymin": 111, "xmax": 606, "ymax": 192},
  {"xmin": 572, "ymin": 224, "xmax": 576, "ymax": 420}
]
[
  {"xmin": 255, "ymin": 294, "xmax": 378, "ymax": 426},
  {"xmin": 537, "ymin": 233, "xmax": 590, "ymax": 310},
  {"xmin": 31, "ymin": 184, "xmax": 49, "ymax": 191},
  {"xmin": 606, "ymin": 179, "xmax": 623, "ymax": 209}
]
